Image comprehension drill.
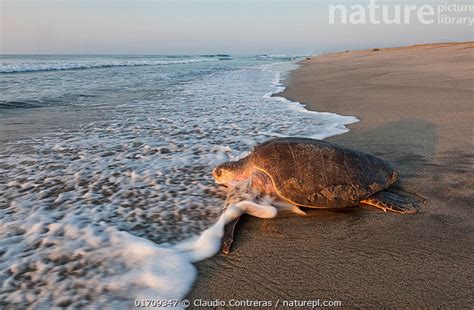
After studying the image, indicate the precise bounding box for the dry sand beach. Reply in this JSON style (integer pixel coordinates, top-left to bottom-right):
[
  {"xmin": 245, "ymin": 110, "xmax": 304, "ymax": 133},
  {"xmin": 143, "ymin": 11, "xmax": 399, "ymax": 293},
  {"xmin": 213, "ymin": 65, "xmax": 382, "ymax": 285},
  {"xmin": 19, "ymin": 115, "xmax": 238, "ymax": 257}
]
[{"xmin": 189, "ymin": 42, "xmax": 474, "ymax": 307}]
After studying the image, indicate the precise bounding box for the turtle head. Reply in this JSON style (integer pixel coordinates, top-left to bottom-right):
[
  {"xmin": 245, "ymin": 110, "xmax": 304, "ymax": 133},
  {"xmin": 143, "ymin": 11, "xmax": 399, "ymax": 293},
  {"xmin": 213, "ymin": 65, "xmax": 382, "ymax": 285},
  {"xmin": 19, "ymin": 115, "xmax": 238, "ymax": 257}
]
[{"xmin": 212, "ymin": 159, "xmax": 249, "ymax": 186}]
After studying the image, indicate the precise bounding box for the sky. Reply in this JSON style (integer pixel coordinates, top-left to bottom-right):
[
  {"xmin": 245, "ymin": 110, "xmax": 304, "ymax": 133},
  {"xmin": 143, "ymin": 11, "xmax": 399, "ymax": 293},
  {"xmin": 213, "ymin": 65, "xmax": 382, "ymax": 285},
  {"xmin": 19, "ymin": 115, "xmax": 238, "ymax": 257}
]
[{"xmin": 1, "ymin": 0, "xmax": 473, "ymax": 55}]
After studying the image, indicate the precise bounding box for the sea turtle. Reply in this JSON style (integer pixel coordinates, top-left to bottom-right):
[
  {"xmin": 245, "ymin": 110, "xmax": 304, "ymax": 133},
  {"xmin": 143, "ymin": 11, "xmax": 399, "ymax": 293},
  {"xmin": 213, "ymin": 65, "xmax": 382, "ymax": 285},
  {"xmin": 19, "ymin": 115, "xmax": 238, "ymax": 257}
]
[{"xmin": 212, "ymin": 137, "xmax": 418, "ymax": 254}]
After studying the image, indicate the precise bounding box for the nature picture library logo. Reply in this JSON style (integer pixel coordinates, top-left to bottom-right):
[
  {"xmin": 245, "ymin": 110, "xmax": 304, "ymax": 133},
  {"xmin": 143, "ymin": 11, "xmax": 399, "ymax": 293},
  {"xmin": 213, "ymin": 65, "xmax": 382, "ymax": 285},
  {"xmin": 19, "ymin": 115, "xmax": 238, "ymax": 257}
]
[{"xmin": 329, "ymin": 0, "xmax": 474, "ymax": 25}]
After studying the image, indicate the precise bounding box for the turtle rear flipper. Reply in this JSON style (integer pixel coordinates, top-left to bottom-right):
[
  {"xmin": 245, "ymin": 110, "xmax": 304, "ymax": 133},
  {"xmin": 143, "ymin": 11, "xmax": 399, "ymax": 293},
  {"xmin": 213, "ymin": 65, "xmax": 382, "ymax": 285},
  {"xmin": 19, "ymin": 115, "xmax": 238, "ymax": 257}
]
[
  {"xmin": 222, "ymin": 216, "xmax": 240, "ymax": 254},
  {"xmin": 361, "ymin": 191, "xmax": 419, "ymax": 214}
]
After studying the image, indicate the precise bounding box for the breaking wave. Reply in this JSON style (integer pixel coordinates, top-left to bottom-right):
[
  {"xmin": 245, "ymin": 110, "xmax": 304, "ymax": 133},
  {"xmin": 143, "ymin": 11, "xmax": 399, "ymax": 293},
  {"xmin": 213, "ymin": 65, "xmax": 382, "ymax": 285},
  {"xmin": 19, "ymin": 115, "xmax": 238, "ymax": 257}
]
[{"xmin": 0, "ymin": 57, "xmax": 219, "ymax": 73}]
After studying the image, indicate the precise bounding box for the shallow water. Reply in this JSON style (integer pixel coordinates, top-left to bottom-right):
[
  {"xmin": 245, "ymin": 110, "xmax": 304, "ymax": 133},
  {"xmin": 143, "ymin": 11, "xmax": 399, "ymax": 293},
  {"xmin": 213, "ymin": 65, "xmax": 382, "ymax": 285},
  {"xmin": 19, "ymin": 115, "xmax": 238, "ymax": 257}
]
[{"xmin": 0, "ymin": 55, "xmax": 358, "ymax": 308}]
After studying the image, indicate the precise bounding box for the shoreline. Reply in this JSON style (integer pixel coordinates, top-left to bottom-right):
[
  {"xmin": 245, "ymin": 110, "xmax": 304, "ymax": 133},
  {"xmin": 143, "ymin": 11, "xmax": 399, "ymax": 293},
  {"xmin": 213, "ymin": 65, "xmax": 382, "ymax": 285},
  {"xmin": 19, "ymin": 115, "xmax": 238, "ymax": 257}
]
[
  {"xmin": 281, "ymin": 42, "xmax": 474, "ymax": 144},
  {"xmin": 189, "ymin": 42, "xmax": 474, "ymax": 307}
]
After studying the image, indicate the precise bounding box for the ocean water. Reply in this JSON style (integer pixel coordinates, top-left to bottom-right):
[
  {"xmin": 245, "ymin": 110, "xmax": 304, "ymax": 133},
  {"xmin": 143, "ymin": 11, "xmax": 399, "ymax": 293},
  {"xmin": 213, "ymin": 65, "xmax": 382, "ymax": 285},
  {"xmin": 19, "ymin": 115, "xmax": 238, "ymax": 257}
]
[{"xmin": 0, "ymin": 55, "xmax": 358, "ymax": 308}]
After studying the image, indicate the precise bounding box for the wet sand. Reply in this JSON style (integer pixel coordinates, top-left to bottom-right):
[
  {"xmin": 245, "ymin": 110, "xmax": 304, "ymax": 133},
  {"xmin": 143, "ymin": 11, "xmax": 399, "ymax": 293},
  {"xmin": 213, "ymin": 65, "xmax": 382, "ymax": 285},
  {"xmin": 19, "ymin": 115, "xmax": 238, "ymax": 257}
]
[{"xmin": 188, "ymin": 42, "xmax": 474, "ymax": 307}]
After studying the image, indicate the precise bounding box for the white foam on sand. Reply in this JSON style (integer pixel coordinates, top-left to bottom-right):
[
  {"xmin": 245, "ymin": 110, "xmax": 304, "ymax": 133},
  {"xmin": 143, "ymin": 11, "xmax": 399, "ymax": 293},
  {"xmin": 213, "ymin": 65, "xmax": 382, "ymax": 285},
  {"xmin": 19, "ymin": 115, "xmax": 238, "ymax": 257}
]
[
  {"xmin": 0, "ymin": 198, "xmax": 276, "ymax": 309},
  {"xmin": 263, "ymin": 63, "xmax": 359, "ymax": 139},
  {"xmin": 95, "ymin": 201, "xmax": 277, "ymax": 309},
  {"xmin": 175, "ymin": 201, "xmax": 277, "ymax": 262}
]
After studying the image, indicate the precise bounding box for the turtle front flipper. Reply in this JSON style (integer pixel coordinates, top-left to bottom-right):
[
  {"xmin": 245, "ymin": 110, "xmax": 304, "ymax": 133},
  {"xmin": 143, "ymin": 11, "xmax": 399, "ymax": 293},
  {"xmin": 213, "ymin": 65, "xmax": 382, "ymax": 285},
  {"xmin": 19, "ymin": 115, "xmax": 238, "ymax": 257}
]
[
  {"xmin": 361, "ymin": 191, "xmax": 419, "ymax": 214},
  {"xmin": 222, "ymin": 216, "xmax": 241, "ymax": 254}
]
